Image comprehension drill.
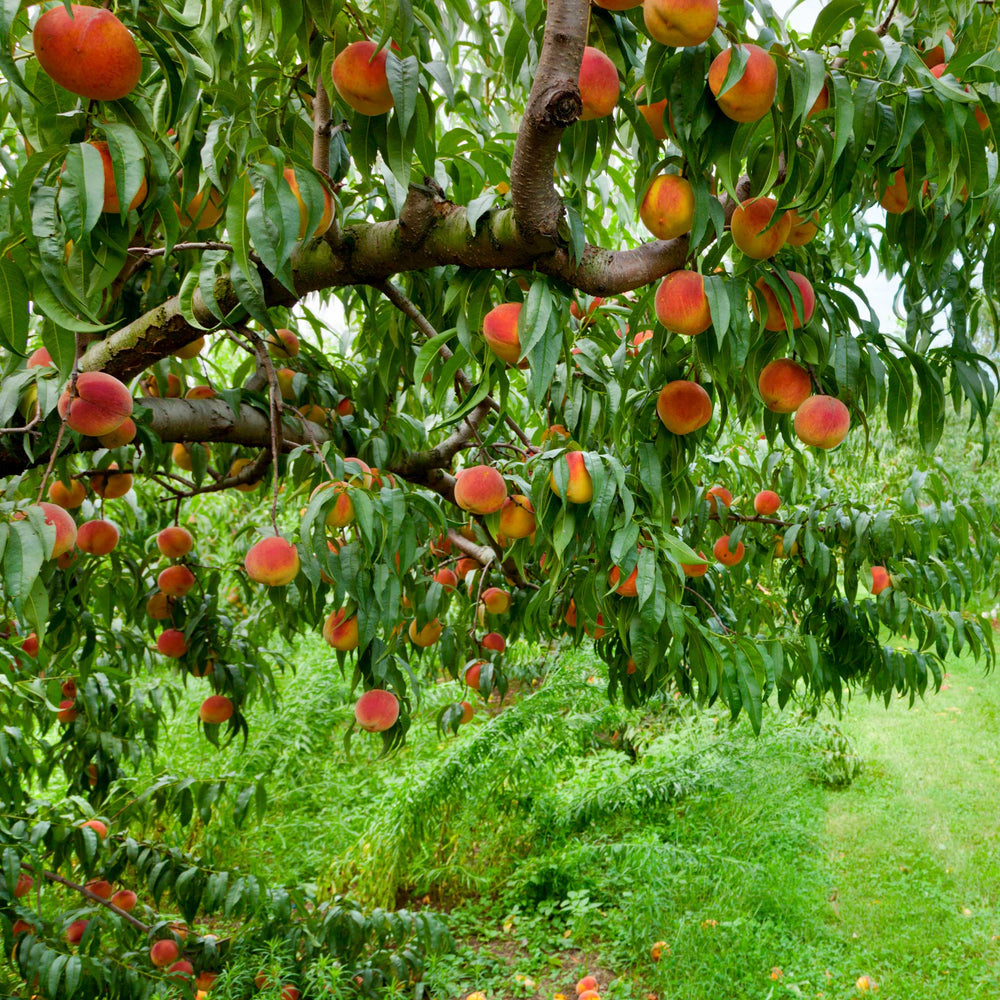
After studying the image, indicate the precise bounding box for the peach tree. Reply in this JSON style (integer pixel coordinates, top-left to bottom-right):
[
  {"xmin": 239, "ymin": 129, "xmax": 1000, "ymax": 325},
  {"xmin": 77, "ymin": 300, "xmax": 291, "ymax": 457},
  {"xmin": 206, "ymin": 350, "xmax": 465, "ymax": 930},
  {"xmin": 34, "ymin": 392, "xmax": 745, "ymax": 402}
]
[{"xmin": 1, "ymin": 0, "xmax": 999, "ymax": 996}]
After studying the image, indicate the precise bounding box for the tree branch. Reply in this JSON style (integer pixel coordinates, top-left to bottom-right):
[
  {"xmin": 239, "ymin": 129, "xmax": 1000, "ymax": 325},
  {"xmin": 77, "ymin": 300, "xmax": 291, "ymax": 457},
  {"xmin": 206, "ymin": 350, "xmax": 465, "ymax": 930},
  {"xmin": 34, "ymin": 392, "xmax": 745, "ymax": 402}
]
[{"xmin": 391, "ymin": 401, "xmax": 493, "ymax": 479}]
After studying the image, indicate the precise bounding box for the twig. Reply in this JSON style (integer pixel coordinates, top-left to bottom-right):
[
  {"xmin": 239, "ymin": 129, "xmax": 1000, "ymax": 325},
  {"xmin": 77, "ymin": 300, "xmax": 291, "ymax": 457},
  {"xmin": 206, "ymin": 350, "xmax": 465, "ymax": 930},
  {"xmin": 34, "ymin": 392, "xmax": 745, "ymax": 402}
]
[
  {"xmin": 684, "ymin": 586, "xmax": 732, "ymax": 634},
  {"xmin": 126, "ymin": 242, "xmax": 234, "ymax": 258}
]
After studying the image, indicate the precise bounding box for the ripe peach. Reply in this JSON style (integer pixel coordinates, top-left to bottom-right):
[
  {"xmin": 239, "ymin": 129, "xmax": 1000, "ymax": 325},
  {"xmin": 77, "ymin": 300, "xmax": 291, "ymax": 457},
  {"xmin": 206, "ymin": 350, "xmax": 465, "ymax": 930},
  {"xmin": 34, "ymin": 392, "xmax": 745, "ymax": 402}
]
[
  {"xmin": 85, "ymin": 879, "xmax": 112, "ymax": 900},
  {"xmin": 354, "ymin": 689, "xmax": 400, "ymax": 732},
  {"xmin": 481, "ymin": 632, "xmax": 506, "ymax": 653},
  {"xmin": 199, "ymin": 695, "xmax": 233, "ymax": 725},
  {"xmin": 57, "ymin": 698, "xmax": 78, "ymax": 723},
  {"xmin": 757, "ymin": 359, "xmax": 812, "ymax": 413},
  {"xmin": 267, "ymin": 328, "xmax": 300, "ymax": 359},
  {"xmin": 609, "ymin": 563, "xmax": 639, "ymax": 597},
  {"xmin": 84, "ymin": 141, "xmax": 147, "ymax": 213},
  {"xmin": 651, "ymin": 940, "xmax": 669, "ymax": 960},
  {"xmin": 33, "ymin": 5, "xmax": 142, "ymax": 101},
  {"xmin": 282, "ymin": 167, "xmax": 333, "ymax": 239},
  {"xmin": 158, "ymin": 564, "xmax": 196, "ymax": 597},
  {"xmin": 337, "ymin": 398, "xmax": 355, "ymax": 417},
  {"xmin": 168, "ymin": 960, "xmax": 195, "ymax": 978},
  {"xmin": 786, "ymin": 209, "xmax": 820, "ymax": 246},
  {"xmin": 752, "ymin": 271, "xmax": 815, "ymax": 332},
  {"xmin": 549, "ymin": 451, "xmax": 594, "ymax": 503},
  {"xmin": 244, "ymin": 536, "xmax": 300, "ymax": 586},
  {"xmin": 483, "ymin": 302, "xmax": 522, "ymax": 364},
  {"xmin": 464, "ymin": 660, "xmax": 486, "ymax": 691},
  {"xmin": 708, "ymin": 44, "xmax": 778, "ymax": 123},
  {"xmin": 730, "ymin": 198, "xmax": 791, "ymax": 259},
  {"xmin": 706, "ymin": 485, "xmax": 732, "ymax": 511},
  {"xmin": 65, "ymin": 919, "xmax": 89, "ymax": 945},
  {"xmin": 157, "ymin": 526, "xmax": 194, "ymax": 558},
  {"xmin": 870, "ymin": 566, "xmax": 891, "ymax": 595},
  {"xmin": 807, "ymin": 82, "xmax": 829, "ymax": 117},
  {"xmin": 460, "ymin": 700, "xmax": 475, "ymax": 723},
  {"xmin": 172, "ymin": 337, "xmax": 205, "ymax": 361},
  {"xmin": 229, "ymin": 457, "xmax": 263, "ymax": 491},
  {"xmin": 640, "ymin": 174, "xmax": 695, "ymax": 240},
  {"xmin": 81, "ymin": 818, "xmax": 107, "ymax": 838},
  {"xmin": 434, "ymin": 567, "xmax": 458, "ymax": 590},
  {"xmin": 481, "ymin": 587, "xmax": 512, "ymax": 614},
  {"xmin": 713, "ymin": 534, "xmax": 745, "ymax": 566},
  {"xmin": 91, "ymin": 463, "xmax": 133, "ymax": 499},
  {"xmin": 637, "ymin": 95, "xmax": 669, "ymax": 140},
  {"xmin": 97, "ymin": 417, "xmax": 137, "ymax": 448},
  {"xmin": 454, "ymin": 465, "xmax": 507, "ymax": 514},
  {"xmin": 754, "ymin": 490, "xmax": 781, "ymax": 515},
  {"xmin": 77, "ymin": 519, "xmax": 119, "ymax": 556},
  {"xmin": 156, "ymin": 629, "xmax": 188, "ymax": 658},
  {"xmin": 323, "ymin": 609, "xmax": 359, "ymax": 650},
  {"xmin": 570, "ymin": 297, "xmax": 604, "ymax": 320},
  {"xmin": 177, "ymin": 187, "xmax": 224, "ymax": 229},
  {"xmin": 654, "ymin": 270, "xmax": 712, "ymax": 336},
  {"xmin": 643, "ymin": 0, "xmax": 718, "ymax": 47},
  {"xmin": 681, "ymin": 551, "xmax": 709, "ymax": 577},
  {"xmin": 150, "ymin": 939, "xmax": 180, "ymax": 968},
  {"xmin": 111, "ymin": 888, "xmax": 137, "ymax": 912},
  {"xmin": 409, "ymin": 618, "xmax": 444, "ymax": 647},
  {"xmin": 58, "ymin": 371, "xmax": 133, "ymax": 437},
  {"xmin": 793, "ymin": 395, "xmax": 850, "ymax": 449},
  {"xmin": 142, "ymin": 373, "xmax": 183, "ymax": 398},
  {"xmin": 11, "ymin": 918, "xmax": 34, "ymax": 936},
  {"xmin": 27, "ymin": 346, "xmax": 52, "ymax": 368},
  {"xmin": 456, "ymin": 557, "xmax": 481, "ymax": 578},
  {"xmin": 276, "ymin": 367, "xmax": 297, "ymax": 399},
  {"xmin": 656, "ymin": 381, "xmax": 712, "ymax": 434},
  {"xmin": 146, "ymin": 592, "xmax": 174, "ymax": 620},
  {"xmin": 579, "ymin": 991, "xmax": 600, "ymax": 1000},
  {"xmin": 22, "ymin": 633, "xmax": 39, "ymax": 657},
  {"xmin": 576, "ymin": 975, "xmax": 599, "ymax": 995},
  {"xmin": 48, "ymin": 477, "xmax": 87, "ymax": 509},
  {"xmin": 879, "ymin": 168, "xmax": 909, "ymax": 214},
  {"xmin": 185, "ymin": 385, "xmax": 217, "ymax": 400},
  {"xmin": 578, "ymin": 47, "xmax": 619, "ymax": 121},
  {"xmin": 195, "ymin": 971, "xmax": 219, "ymax": 991},
  {"xmin": 331, "ymin": 40, "xmax": 394, "ymax": 116},
  {"xmin": 14, "ymin": 873, "xmax": 33, "ymax": 898},
  {"xmin": 499, "ymin": 495, "xmax": 535, "ymax": 538},
  {"xmin": 33, "ymin": 501, "xmax": 78, "ymax": 558}
]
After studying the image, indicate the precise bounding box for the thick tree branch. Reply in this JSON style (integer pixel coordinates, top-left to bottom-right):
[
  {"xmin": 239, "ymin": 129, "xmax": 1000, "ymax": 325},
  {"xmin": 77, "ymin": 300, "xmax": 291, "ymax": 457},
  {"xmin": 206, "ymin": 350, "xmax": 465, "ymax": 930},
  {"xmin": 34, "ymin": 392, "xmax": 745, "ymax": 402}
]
[{"xmin": 509, "ymin": 0, "xmax": 588, "ymax": 239}]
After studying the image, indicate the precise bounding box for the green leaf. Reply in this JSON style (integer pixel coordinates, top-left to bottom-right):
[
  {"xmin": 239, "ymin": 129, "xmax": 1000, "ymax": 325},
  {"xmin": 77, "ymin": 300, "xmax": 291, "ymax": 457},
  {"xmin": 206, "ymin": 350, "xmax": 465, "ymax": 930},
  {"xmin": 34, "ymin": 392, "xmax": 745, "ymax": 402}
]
[{"xmin": 811, "ymin": 0, "xmax": 866, "ymax": 50}]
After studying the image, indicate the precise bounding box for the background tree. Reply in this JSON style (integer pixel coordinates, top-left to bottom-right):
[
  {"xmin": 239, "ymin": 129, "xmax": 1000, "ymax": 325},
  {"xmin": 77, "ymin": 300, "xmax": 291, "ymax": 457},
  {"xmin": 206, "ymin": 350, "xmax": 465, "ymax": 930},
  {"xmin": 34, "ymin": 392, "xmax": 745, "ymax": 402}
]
[{"xmin": 1, "ymin": 0, "xmax": 999, "ymax": 996}]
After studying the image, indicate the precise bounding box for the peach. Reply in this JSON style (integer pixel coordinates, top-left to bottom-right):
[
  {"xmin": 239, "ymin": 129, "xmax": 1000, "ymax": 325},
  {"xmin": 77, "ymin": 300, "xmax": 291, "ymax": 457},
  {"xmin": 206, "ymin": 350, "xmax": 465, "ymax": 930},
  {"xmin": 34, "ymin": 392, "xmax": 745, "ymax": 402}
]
[
  {"xmin": 57, "ymin": 699, "xmax": 78, "ymax": 723},
  {"xmin": 298, "ymin": 403, "xmax": 329, "ymax": 425},
  {"xmin": 97, "ymin": 417, "xmax": 136, "ymax": 448},
  {"xmin": 807, "ymin": 82, "xmax": 829, "ymax": 117},
  {"xmin": 481, "ymin": 632, "xmax": 506, "ymax": 653},
  {"xmin": 871, "ymin": 566, "xmax": 891, "ymax": 595},
  {"xmin": 879, "ymin": 168, "xmax": 909, "ymax": 214},
  {"xmin": 276, "ymin": 367, "xmax": 297, "ymax": 398},
  {"xmin": 331, "ymin": 40, "xmax": 394, "ymax": 116},
  {"xmin": 158, "ymin": 564, "xmax": 196, "ymax": 597},
  {"xmin": 283, "ymin": 166, "xmax": 333, "ymax": 239},
  {"xmin": 142, "ymin": 373, "xmax": 183, "ymax": 398},
  {"xmin": 454, "ymin": 465, "xmax": 507, "ymax": 514},
  {"xmin": 651, "ymin": 940, "xmax": 669, "ymax": 960},
  {"xmin": 654, "ymin": 270, "xmax": 712, "ymax": 336},
  {"xmin": 409, "ymin": 618, "xmax": 444, "ymax": 647},
  {"xmin": 730, "ymin": 197, "xmax": 791, "ymax": 259},
  {"xmin": 482, "ymin": 302, "xmax": 522, "ymax": 364},
  {"xmin": 576, "ymin": 976, "xmax": 599, "ymax": 995},
  {"xmin": 85, "ymin": 879, "xmax": 112, "ymax": 900},
  {"xmin": 609, "ymin": 563, "xmax": 638, "ymax": 597},
  {"xmin": 229, "ymin": 457, "xmax": 263, "ymax": 491},
  {"xmin": 172, "ymin": 337, "xmax": 204, "ymax": 361},
  {"xmin": 570, "ymin": 297, "xmax": 604, "ymax": 320},
  {"xmin": 456, "ymin": 557, "xmax": 481, "ymax": 578},
  {"xmin": 12, "ymin": 918, "xmax": 35, "ymax": 936},
  {"xmin": 60, "ymin": 678, "xmax": 76, "ymax": 698},
  {"xmin": 460, "ymin": 700, "xmax": 475, "ymax": 723},
  {"xmin": 757, "ymin": 359, "xmax": 812, "ymax": 413},
  {"xmin": 58, "ymin": 371, "xmax": 133, "ymax": 437},
  {"xmin": 33, "ymin": 5, "xmax": 142, "ymax": 101},
  {"xmin": 77, "ymin": 518, "xmax": 119, "ymax": 556},
  {"xmin": 579, "ymin": 992, "xmax": 600, "ymax": 1000},
  {"xmin": 83, "ymin": 140, "xmax": 147, "ymax": 213},
  {"xmin": 564, "ymin": 601, "xmax": 578, "ymax": 628},
  {"xmin": 433, "ymin": 567, "xmax": 458, "ymax": 591},
  {"xmin": 15, "ymin": 873, "xmax": 33, "ymax": 898},
  {"xmin": 199, "ymin": 695, "xmax": 233, "ymax": 725},
  {"xmin": 499, "ymin": 495, "xmax": 535, "ymax": 538},
  {"xmin": 681, "ymin": 551, "xmax": 709, "ymax": 576},
  {"xmin": 343, "ymin": 457, "xmax": 373, "ymax": 486},
  {"xmin": 464, "ymin": 660, "xmax": 486, "ymax": 690},
  {"xmin": 244, "ymin": 536, "xmax": 300, "ymax": 586},
  {"xmin": 195, "ymin": 972, "xmax": 219, "ymax": 991},
  {"xmin": 150, "ymin": 939, "xmax": 180, "ymax": 968},
  {"xmin": 578, "ymin": 47, "xmax": 619, "ymax": 121},
  {"xmin": 656, "ymin": 381, "xmax": 712, "ymax": 434},
  {"xmin": 27, "ymin": 346, "xmax": 52, "ymax": 368},
  {"xmin": 32, "ymin": 501, "xmax": 77, "ymax": 558},
  {"xmin": 337, "ymin": 398, "xmax": 355, "ymax": 417},
  {"xmin": 185, "ymin": 385, "xmax": 217, "ymax": 400},
  {"xmin": 481, "ymin": 587, "xmax": 512, "ymax": 614},
  {"xmin": 793, "ymin": 395, "xmax": 850, "ymax": 448},
  {"xmin": 65, "ymin": 919, "xmax": 89, "ymax": 945},
  {"xmin": 549, "ymin": 451, "xmax": 593, "ymax": 503},
  {"xmin": 706, "ymin": 485, "xmax": 732, "ymax": 511},
  {"xmin": 146, "ymin": 592, "xmax": 174, "ymax": 620},
  {"xmin": 754, "ymin": 490, "xmax": 781, "ymax": 515},
  {"xmin": 177, "ymin": 186, "xmax": 224, "ymax": 229},
  {"xmin": 157, "ymin": 526, "xmax": 193, "ymax": 558},
  {"xmin": 541, "ymin": 423, "xmax": 571, "ymax": 443},
  {"xmin": 157, "ymin": 629, "xmax": 188, "ymax": 658},
  {"xmin": 268, "ymin": 328, "xmax": 300, "ymax": 359},
  {"xmin": 111, "ymin": 888, "xmax": 137, "ymax": 912},
  {"xmin": 80, "ymin": 819, "xmax": 107, "ymax": 839},
  {"xmin": 171, "ymin": 443, "xmax": 195, "ymax": 471},
  {"xmin": 752, "ymin": 271, "xmax": 815, "ymax": 331},
  {"xmin": 786, "ymin": 209, "xmax": 820, "ymax": 246},
  {"xmin": 313, "ymin": 481, "xmax": 355, "ymax": 529},
  {"xmin": 713, "ymin": 534, "xmax": 745, "ymax": 566},
  {"xmin": 22, "ymin": 633, "xmax": 39, "ymax": 657},
  {"xmin": 354, "ymin": 689, "xmax": 400, "ymax": 732},
  {"xmin": 48, "ymin": 477, "xmax": 87, "ymax": 509},
  {"xmin": 168, "ymin": 960, "xmax": 195, "ymax": 978},
  {"xmin": 643, "ymin": 0, "xmax": 718, "ymax": 47},
  {"xmin": 637, "ymin": 96, "xmax": 670, "ymax": 140},
  {"xmin": 639, "ymin": 174, "xmax": 695, "ymax": 240},
  {"xmin": 323, "ymin": 609, "xmax": 359, "ymax": 650},
  {"xmin": 708, "ymin": 44, "xmax": 778, "ymax": 123}
]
